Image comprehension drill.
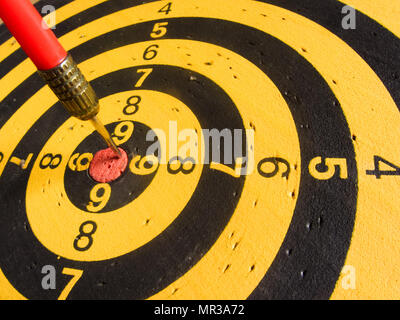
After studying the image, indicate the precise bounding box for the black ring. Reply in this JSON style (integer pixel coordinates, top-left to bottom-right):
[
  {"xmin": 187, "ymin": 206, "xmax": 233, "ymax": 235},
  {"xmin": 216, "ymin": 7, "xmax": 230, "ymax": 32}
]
[
  {"xmin": 0, "ymin": 4, "xmax": 361, "ymax": 299},
  {"xmin": 0, "ymin": 64, "xmax": 246, "ymax": 300}
]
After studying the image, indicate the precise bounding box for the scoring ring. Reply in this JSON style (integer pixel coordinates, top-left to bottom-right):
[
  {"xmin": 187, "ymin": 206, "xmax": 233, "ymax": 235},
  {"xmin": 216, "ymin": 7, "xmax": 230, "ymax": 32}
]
[{"xmin": 5, "ymin": 0, "xmax": 397, "ymax": 300}]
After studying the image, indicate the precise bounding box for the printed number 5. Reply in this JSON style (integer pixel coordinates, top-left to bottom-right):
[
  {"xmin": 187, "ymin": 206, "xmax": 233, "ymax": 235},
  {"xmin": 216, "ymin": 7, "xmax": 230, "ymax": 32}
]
[
  {"xmin": 309, "ymin": 156, "xmax": 348, "ymax": 180},
  {"xmin": 150, "ymin": 22, "xmax": 168, "ymax": 38}
]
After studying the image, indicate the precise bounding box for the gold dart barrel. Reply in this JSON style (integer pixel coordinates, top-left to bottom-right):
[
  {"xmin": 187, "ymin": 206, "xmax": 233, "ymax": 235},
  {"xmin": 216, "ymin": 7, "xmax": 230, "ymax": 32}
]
[
  {"xmin": 37, "ymin": 54, "xmax": 121, "ymax": 157},
  {"xmin": 37, "ymin": 54, "xmax": 99, "ymax": 120}
]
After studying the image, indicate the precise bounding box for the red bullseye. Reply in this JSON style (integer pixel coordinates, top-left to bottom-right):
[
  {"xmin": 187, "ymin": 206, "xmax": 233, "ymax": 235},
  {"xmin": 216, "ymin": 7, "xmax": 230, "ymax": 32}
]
[{"xmin": 89, "ymin": 147, "xmax": 128, "ymax": 183}]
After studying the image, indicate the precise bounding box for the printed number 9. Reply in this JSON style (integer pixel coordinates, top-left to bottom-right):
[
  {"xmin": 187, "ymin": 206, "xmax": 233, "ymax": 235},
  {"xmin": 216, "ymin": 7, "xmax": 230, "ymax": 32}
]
[
  {"xmin": 129, "ymin": 155, "xmax": 159, "ymax": 175},
  {"xmin": 86, "ymin": 183, "xmax": 111, "ymax": 212},
  {"xmin": 112, "ymin": 121, "xmax": 134, "ymax": 145}
]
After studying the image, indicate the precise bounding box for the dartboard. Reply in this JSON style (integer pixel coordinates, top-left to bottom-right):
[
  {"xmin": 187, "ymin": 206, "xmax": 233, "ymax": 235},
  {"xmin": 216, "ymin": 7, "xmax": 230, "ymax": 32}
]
[{"xmin": 0, "ymin": 0, "xmax": 399, "ymax": 300}]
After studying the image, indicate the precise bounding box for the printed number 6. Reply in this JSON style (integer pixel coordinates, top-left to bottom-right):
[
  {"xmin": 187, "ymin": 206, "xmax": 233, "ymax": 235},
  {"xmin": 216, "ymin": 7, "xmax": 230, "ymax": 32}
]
[{"xmin": 143, "ymin": 44, "xmax": 159, "ymax": 60}]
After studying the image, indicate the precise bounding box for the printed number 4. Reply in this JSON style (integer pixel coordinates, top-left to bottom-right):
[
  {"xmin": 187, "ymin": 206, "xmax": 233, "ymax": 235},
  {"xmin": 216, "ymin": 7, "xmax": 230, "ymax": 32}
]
[
  {"xmin": 158, "ymin": 2, "xmax": 172, "ymax": 15},
  {"xmin": 366, "ymin": 156, "xmax": 400, "ymax": 179}
]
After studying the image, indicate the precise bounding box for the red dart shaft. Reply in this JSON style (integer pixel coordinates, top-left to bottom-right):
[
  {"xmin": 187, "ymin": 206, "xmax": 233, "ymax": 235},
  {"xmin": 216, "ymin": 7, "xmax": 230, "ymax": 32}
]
[
  {"xmin": 0, "ymin": 0, "xmax": 121, "ymax": 157},
  {"xmin": 0, "ymin": 0, "xmax": 67, "ymax": 70}
]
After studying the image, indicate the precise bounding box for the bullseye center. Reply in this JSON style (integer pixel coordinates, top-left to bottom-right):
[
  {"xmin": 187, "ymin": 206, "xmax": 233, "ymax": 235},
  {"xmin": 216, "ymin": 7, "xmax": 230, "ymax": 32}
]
[{"xmin": 89, "ymin": 147, "xmax": 128, "ymax": 183}]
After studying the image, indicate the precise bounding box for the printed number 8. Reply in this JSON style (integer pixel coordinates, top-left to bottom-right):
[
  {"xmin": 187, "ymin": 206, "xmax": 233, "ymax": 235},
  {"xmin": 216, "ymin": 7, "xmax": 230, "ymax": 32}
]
[{"xmin": 73, "ymin": 221, "xmax": 97, "ymax": 252}]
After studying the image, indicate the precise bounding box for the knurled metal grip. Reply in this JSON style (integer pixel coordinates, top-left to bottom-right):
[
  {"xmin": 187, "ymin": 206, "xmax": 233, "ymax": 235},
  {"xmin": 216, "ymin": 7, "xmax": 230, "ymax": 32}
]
[{"xmin": 37, "ymin": 54, "xmax": 99, "ymax": 121}]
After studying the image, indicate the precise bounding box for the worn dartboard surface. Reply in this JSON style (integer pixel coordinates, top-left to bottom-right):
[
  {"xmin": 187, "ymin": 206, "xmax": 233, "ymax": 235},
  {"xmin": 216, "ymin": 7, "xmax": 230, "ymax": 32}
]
[{"xmin": 0, "ymin": 0, "xmax": 399, "ymax": 300}]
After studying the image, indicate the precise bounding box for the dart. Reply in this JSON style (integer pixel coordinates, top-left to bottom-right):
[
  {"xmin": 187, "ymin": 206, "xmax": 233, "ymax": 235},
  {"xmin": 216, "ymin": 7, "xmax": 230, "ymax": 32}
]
[
  {"xmin": 1, "ymin": 0, "xmax": 400, "ymax": 302},
  {"xmin": 0, "ymin": 0, "xmax": 121, "ymax": 157}
]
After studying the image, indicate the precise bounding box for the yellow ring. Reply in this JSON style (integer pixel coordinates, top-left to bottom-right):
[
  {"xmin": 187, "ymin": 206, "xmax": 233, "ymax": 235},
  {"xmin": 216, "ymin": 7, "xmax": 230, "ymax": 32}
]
[
  {"xmin": 2, "ymin": 0, "xmax": 395, "ymax": 299},
  {"xmin": 0, "ymin": 38, "xmax": 300, "ymax": 298},
  {"xmin": 26, "ymin": 90, "xmax": 203, "ymax": 261}
]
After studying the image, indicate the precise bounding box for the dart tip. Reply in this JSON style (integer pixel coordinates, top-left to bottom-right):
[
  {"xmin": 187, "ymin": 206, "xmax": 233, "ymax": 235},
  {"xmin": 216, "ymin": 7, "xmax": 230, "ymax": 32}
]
[
  {"xmin": 106, "ymin": 137, "xmax": 122, "ymax": 158},
  {"xmin": 89, "ymin": 115, "xmax": 122, "ymax": 158}
]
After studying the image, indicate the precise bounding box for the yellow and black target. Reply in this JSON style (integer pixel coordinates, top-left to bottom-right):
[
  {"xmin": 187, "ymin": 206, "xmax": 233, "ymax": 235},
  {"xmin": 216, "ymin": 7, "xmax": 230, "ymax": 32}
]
[{"xmin": 0, "ymin": 0, "xmax": 399, "ymax": 300}]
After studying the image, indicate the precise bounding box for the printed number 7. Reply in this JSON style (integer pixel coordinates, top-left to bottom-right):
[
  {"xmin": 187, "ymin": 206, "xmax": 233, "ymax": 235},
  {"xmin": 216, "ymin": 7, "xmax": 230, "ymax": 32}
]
[{"xmin": 58, "ymin": 268, "xmax": 83, "ymax": 300}]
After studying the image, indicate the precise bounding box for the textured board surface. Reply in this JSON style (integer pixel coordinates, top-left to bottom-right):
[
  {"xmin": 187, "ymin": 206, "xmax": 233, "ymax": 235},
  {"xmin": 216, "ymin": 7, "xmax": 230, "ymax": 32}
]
[{"xmin": 0, "ymin": 0, "xmax": 399, "ymax": 300}]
